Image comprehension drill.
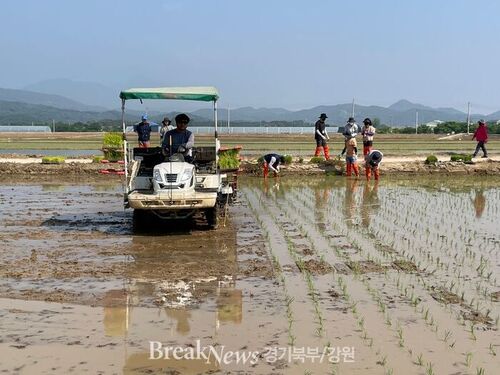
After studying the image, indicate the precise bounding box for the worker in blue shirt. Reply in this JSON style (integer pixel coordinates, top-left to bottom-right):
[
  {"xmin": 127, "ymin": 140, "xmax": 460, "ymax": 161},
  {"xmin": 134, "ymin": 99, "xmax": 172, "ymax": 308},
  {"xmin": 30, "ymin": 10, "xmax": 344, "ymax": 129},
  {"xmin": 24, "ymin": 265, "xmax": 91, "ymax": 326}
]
[
  {"xmin": 134, "ymin": 114, "xmax": 152, "ymax": 148},
  {"xmin": 162, "ymin": 113, "xmax": 195, "ymax": 162}
]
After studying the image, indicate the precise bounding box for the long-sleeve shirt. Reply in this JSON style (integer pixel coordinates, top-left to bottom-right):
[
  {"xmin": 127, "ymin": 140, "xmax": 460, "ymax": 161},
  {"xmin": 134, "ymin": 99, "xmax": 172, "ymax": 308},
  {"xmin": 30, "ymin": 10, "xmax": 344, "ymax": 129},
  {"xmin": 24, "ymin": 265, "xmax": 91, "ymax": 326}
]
[
  {"xmin": 472, "ymin": 124, "xmax": 488, "ymax": 142},
  {"xmin": 343, "ymin": 122, "xmax": 359, "ymax": 138},
  {"xmin": 162, "ymin": 129, "xmax": 194, "ymax": 155},
  {"xmin": 366, "ymin": 150, "xmax": 383, "ymax": 167},
  {"xmin": 135, "ymin": 122, "xmax": 152, "ymax": 142},
  {"xmin": 361, "ymin": 125, "xmax": 376, "ymax": 142},
  {"xmin": 264, "ymin": 153, "xmax": 281, "ymax": 172}
]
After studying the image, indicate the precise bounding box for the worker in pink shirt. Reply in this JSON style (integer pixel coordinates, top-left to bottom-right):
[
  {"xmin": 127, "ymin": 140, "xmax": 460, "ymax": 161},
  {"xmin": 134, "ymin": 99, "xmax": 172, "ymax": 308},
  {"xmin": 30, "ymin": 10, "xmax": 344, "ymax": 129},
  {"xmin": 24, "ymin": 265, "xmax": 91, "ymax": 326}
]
[{"xmin": 472, "ymin": 119, "xmax": 488, "ymax": 158}]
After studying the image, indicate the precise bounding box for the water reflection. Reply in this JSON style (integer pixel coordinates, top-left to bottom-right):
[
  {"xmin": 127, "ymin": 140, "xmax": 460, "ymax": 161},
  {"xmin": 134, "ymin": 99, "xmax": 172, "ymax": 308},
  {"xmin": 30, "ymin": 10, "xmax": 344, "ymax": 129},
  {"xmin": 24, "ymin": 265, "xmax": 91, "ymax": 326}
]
[
  {"xmin": 165, "ymin": 307, "xmax": 192, "ymax": 335},
  {"xmin": 216, "ymin": 288, "xmax": 243, "ymax": 324},
  {"xmin": 473, "ymin": 189, "xmax": 486, "ymax": 218},
  {"xmin": 343, "ymin": 178, "xmax": 359, "ymax": 222},
  {"xmin": 123, "ymin": 352, "xmax": 219, "ymax": 375},
  {"xmin": 103, "ymin": 290, "xmax": 130, "ymax": 337},
  {"xmin": 361, "ymin": 181, "xmax": 380, "ymax": 227},
  {"xmin": 263, "ymin": 178, "xmax": 281, "ymax": 198},
  {"xmin": 314, "ymin": 186, "xmax": 329, "ymax": 230}
]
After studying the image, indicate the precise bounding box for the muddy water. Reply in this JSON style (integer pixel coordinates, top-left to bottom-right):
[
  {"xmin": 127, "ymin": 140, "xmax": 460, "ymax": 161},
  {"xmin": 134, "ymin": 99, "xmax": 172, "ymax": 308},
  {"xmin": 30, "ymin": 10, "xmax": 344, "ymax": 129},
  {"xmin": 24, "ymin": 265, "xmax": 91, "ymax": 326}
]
[{"xmin": 1, "ymin": 176, "xmax": 499, "ymax": 374}]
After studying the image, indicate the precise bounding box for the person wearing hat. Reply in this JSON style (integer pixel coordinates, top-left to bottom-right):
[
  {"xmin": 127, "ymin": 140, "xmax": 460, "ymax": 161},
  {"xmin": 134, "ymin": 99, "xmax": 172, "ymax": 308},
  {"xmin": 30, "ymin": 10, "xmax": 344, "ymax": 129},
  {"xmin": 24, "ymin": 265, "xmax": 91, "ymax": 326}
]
[
  {"xmin": 162, "ymin": 113, "xmax": 195, "ymax": 162},
  {"xmin": 135, "ymin": 114, "xmax": 152, "ymax": 148},
  {"xmin": 339, "ymin": 117, "xmax": 360, "ymax": 157},
  {"xmin": 365, "ymin": 149, "xmax": 383, "ymax": 181},
  {"xmin": 361, "ymin": 118, "xmax": 376, "ymax": 156},
  {"xmin": 343, "ymin": 117, "xmax": 359, "ymax": 139},
  {"xmin": 314, "ymin": 113, "xmax": 331, "ymax": 160},
  {"xmin": 472, "ymin": 119, "xmax": 488, "ymax": 158},
  {"xmin": 159, "ymin": 117, "xmax": 174, "ymax": 145}
]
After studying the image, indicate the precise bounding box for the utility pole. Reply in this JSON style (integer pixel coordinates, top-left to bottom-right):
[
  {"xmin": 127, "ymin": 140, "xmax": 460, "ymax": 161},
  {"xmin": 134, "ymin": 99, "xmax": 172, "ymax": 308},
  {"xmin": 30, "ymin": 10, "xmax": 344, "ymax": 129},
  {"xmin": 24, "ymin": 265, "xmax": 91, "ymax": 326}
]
[
  {"xmin": 467, "ymin": 102, "xmax": 471, "ymax": 134},
  {"xmin": 227, "ymin": 105, "xmax": 230, "ymax": 132},
  {"xmin": 415, "ymin": 110, "xmax": 419, "ymax": 134},
  {"xmin": 351, "ymin": 98, "xmax": 355, "ymax": 118},
  {"xmin": 52, "ymin": 119, "xmax": 55, "ymax": 133}
]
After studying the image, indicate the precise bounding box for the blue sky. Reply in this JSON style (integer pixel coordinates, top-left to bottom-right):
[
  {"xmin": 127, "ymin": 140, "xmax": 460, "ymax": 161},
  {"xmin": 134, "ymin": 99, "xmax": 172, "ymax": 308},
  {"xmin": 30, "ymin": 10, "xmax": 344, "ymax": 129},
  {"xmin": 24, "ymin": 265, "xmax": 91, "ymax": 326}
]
[{"xmin": 1, "ymin": 0, "xmax": 499, "ymax": 112}]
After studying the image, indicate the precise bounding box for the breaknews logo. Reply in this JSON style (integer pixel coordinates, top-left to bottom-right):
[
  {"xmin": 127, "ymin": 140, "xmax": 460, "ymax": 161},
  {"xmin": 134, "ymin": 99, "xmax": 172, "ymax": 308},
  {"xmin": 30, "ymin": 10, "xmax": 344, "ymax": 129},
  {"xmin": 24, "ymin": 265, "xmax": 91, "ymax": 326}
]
[
  {"xmin": 150, "ymin": 340, "xmax": 259, "ymax": 365},
  {"xmin": 149, "ymin": 340, "xmax": 355, "ymax": 365}
]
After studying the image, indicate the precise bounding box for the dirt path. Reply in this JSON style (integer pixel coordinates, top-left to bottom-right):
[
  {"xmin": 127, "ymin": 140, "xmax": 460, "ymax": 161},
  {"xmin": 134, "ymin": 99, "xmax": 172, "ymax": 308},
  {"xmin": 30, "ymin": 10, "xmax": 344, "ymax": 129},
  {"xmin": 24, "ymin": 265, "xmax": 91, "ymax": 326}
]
[{"xmin": 1, "ymin": 155, "xmax": 500, "ymax": 177}]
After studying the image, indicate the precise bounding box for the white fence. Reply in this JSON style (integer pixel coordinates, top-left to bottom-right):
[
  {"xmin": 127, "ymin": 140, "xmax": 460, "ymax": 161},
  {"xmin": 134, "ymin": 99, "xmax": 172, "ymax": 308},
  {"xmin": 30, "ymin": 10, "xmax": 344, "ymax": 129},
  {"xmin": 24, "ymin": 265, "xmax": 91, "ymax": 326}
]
[
  {"xmin": 125, "ymin": 126, "xmax": 338, "ymax": 135},
  {"xmin": 0, "ymin": 126, "xmax": 52, "ymax": 132}
]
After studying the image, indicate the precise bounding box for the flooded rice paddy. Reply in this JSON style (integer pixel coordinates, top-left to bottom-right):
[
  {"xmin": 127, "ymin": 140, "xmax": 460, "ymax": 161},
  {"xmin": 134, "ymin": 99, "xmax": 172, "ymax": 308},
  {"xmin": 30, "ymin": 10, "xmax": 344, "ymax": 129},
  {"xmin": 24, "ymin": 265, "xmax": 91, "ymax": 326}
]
[{"xmin": 0, "ymin": 176, "xmax": 499, "ymax": 374}]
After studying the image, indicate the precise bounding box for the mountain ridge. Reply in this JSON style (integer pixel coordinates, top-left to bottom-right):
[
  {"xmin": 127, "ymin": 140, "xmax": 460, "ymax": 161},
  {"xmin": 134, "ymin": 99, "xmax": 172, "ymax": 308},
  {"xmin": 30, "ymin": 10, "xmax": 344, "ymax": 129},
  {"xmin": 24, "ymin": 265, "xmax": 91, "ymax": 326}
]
[{"xmin": 1, "ymin": 87, "xmax": 499, "ymax": 125}]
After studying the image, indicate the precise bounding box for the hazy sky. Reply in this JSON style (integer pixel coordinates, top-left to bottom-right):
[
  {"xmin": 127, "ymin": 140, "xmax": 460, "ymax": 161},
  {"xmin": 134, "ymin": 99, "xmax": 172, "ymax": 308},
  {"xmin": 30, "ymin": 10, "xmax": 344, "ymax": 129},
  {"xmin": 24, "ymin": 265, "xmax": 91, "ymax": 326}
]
[{"xmin": 1, "ymin": 0, "xmax": 499, "ymax": 113}]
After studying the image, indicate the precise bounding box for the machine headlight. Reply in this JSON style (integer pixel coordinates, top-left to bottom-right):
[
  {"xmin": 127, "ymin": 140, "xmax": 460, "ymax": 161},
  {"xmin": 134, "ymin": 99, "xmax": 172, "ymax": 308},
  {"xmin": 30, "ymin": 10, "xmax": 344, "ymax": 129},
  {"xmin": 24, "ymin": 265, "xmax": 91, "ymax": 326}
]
[
  {"xmin": 181, "ymin": 168, "xmax": 193, "ymax": 182},
  {"xmin": 153, "ymin": 169, "xmax": 163, "ymax": 182}
]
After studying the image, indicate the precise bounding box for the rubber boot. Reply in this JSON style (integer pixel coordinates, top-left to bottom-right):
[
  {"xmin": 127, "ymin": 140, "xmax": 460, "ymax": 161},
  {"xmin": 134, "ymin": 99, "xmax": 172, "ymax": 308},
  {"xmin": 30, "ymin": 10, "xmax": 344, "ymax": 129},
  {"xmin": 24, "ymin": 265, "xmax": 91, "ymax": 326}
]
[
  {"xmin": 363, "ymin": 145, "xmax": 372, "ymax": 156},
  {"xmin": 353, "ymin": 163, "xmax": 359, "ymax": 177},
  {"xmin": 314, "ymin": 147, "xmax": 322, "ymax": 157},
  {"xmin": 374, "ymin": 167, "xmax": 380, "ymax": 180},
  {"xmin": 365, "ymin": 167, "xmax": 371, "ymax": 181},
  {"xmin": 346, "ymin": 163, "xmax": 352, "ymax": 177},
  {"xmin": 263, "ymin": 163, "xmax": 269, "ymax": 178},
  {"xmin": 324, "ymin": 145, "xmax": 331, "ymax": 160}
]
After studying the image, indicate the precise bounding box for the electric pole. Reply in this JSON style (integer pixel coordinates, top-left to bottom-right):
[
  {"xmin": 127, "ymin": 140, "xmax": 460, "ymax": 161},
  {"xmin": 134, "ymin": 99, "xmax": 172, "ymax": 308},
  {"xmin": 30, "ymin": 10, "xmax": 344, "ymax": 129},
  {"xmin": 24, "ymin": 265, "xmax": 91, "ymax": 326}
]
[
  {"xmin": 415, "ymin": 111, "xmax": 419, "ymax": 134},
  {"xmin": 467, "ymin": 102, "xmax": 471, "ymax": 134},
  {"xmin": 351, "ymin": 98, "xmax": 355, "ymax": 118}
]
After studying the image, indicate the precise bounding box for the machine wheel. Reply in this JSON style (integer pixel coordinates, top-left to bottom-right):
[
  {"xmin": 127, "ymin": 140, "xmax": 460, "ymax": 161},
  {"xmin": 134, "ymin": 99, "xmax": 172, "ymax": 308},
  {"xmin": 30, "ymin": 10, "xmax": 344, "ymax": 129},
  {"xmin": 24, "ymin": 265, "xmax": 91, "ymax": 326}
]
[
  {"xmin": 205, "ymin": 206, "xmax": 219, "ymax": 230},
  {"xmin": 132, "ymin": 209, "xmax": 148, "ymax": 231}
]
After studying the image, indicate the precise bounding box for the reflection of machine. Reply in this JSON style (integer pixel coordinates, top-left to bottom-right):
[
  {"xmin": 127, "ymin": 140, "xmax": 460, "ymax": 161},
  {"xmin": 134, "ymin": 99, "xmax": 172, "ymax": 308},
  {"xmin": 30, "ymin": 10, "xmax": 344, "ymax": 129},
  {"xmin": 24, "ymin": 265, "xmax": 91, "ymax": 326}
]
[
  {"xmin": 216, "ymin": 288, "xmax": 243, "ymax": 324},
  {"xmin": 100, "ymin": 224, "xmax": 243, "ymax": 373},
  {"xmin": 102, "ymin": 283, "xmax": 243, "ymax": 375},
  {"xmin": 119, "ymin": 87, "xmax": 236, "ymax": 228}
]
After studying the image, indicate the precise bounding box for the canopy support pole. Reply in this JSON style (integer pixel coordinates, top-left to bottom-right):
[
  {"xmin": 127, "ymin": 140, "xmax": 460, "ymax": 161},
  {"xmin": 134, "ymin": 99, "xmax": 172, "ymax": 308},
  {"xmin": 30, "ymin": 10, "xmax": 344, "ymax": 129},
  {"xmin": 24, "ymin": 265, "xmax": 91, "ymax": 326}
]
[
  {"xmin": 214, "ymin": 100, "xmax": 219, "ymax": 167},
  {"xmin": 121, "ymin": 99, "xmax": 129, "ymax": 195}
]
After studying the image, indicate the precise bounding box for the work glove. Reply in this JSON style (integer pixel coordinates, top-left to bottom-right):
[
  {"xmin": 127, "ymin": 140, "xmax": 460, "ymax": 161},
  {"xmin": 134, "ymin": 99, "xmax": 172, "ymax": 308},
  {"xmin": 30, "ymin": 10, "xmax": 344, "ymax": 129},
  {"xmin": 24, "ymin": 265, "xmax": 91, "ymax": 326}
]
[{"xmin": 178, "ymin": 145, "xmax": 186, "ymax": 153}]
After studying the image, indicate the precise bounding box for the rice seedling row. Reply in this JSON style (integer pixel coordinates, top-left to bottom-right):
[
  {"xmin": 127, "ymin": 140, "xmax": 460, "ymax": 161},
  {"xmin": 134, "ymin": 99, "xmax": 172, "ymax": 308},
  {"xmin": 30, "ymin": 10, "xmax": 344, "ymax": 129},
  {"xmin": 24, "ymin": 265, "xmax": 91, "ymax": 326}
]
[{"xmin": 264, "ymin": 184, "xmax": 495, "ymax": 374}]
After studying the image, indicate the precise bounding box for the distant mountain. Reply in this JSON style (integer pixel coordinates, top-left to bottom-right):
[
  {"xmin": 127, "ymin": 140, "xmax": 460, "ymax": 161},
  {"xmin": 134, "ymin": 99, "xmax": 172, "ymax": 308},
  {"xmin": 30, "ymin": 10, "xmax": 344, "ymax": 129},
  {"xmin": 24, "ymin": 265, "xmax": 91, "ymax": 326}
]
[
  {"xmin": 388, "ymin": 99, "xmax": 433, "ymax": 112},
  {"xmin": 0, "ymin": 100, "xmax": 143, "ymax": 124},
  {"xmin": 193, "ymin": 106, "xmax": 296, "ymax": 122},
  {"xmin": 0, "ymin": 87, "xmax": 105, "ymax": 112},
  {"xmin": 435, "ymin": 107, "xmax": 465, "ymax": 116},
  {"xmin": 24, "ymin": 79, "xmax": 117, "ymax": 109},
  {"xmin": 193, "ymin": 101, "xmax": 480, "ymax": 126},
  {"xmin": 485, "ymin": 111, "xmax": 500, "ymax": 122},
  {"xmin": 0, "ymin": 101, "xmax": 215, "ymax": 125},
  {"xmin": 2, "ymin": 87, "xmax": 499, "ymax": 126}
]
